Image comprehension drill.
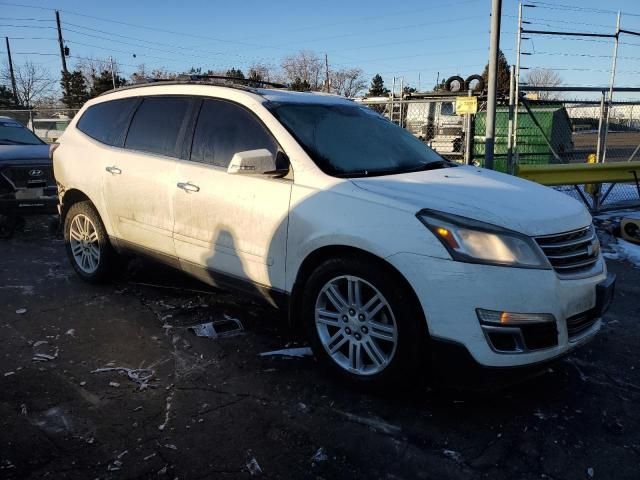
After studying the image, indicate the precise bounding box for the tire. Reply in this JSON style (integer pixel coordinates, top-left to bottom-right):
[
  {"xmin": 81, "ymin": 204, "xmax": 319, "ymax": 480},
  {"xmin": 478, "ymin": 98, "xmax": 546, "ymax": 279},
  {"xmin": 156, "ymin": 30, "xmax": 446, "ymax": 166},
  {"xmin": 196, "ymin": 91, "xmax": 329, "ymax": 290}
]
[
  {"xmin": 0, "ymin": 215, "xmax": 17, "ymax": 239},
  {"xmin": 63, "ymin": 201, "xmax": 115, "ymax": 283},
  {"xmin": 464, "ymin": 74, "xmax": 485, "ymax": 92},
  {"xmin": 445, "ymin": 75, "xmax": 465, "ymax": 93},
  {"xmin": 302, "ymin": 256, "xmax": 426, "ymax": 388}
]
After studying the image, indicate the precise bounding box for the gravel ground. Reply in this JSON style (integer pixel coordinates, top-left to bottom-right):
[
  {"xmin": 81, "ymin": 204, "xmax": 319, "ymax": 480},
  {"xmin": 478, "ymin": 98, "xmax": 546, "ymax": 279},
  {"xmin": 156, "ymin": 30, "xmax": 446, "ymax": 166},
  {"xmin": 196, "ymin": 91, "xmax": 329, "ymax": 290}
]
[{"xmin": 1, "ymin": 218, "xmax": 639, "ymax": 480}]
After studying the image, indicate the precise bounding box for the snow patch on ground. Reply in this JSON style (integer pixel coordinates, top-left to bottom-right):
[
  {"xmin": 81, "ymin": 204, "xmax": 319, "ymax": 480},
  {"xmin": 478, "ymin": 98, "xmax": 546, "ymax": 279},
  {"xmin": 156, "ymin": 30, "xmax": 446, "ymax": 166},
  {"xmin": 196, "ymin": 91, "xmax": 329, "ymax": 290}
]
[{"xmin": 604, "ymin": 239, "xmax": 640, "ymax": 268}]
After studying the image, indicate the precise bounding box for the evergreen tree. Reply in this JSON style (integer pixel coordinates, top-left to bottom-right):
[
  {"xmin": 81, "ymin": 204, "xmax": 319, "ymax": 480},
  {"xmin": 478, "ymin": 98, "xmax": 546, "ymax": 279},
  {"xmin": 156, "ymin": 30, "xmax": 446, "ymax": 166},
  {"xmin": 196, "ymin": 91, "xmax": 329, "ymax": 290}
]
[
  {"xmin": 61, "ymin": 70, "xmax": 89, "ymax": 108},
  {"xmin": 290, "ymin": 77, "xmax": 311, "ymax": 92},
  {"xmin": 225, "ymin": 68, "xmax": 245, "ymax": 80},
  {"xmin": 367, "ymin": 74, "xmax": 389, "ymax": 97},
  {"xmin": 481, "ymin": 49, "xmax": 511, "ymax": 94},
  {"xmin": 89, "ymin": 70, "xmax": 127, "ymax": 98},
  {"xmin": 0, "ymin": 85, "xmax": 16, "ymax": 107}
]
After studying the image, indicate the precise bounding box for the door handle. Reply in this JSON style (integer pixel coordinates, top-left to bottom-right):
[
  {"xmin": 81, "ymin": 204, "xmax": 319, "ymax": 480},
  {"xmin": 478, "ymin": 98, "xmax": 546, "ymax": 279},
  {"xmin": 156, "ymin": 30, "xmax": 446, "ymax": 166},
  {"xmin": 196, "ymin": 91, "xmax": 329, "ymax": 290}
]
[
  {"xmin": 177, "ymin": 182, "xmax": 200, "ymax": 193},
  {"xmin": 105, "ymin": 166, "xmax": 122, "ymax": 175}
]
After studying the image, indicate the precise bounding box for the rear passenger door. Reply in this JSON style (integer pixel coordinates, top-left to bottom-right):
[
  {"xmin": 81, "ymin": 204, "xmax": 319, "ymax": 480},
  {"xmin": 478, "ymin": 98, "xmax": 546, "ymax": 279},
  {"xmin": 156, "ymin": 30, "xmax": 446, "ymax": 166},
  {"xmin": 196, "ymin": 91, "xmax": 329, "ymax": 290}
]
[
  {"xmin": 102, "ymin": 96, "xmax": 194, "ymax": 259},
  {"xmin": 172, "ymin": 98, "xmax": 292, "ymax": 297}
]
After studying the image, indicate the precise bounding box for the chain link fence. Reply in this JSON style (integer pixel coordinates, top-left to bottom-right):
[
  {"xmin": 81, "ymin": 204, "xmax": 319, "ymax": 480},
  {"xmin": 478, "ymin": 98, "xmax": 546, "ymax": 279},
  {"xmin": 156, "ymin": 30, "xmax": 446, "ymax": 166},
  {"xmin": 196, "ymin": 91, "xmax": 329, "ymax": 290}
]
[
  {"xmin": 359, "ymin": 92, "xmax": 640, "ymax": 212},
  {"xmin": 0, "ymin": 109, "xmax": 80, "ymax": 143}
]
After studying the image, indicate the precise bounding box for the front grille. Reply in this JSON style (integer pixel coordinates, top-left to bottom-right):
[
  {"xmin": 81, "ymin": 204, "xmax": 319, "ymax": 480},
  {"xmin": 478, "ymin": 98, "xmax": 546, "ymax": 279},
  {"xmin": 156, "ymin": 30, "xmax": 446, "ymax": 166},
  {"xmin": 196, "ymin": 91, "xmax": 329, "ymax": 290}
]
[
  {"xmin": 566, "ymin": 309, "xmax": 598, "ymax": 338},
  {"xmin": 534, "ymin": 225, "xmax": 600, "ymax": 276},
  {"xmin": 0, "ymin": 164, "xmax": 54, "ymax": 189}
]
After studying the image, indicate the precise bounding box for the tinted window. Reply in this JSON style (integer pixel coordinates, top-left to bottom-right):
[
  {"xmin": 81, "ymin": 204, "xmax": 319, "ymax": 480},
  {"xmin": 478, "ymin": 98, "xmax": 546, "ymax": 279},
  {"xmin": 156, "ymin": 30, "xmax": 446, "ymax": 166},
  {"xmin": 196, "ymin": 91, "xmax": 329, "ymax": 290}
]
[
  {"xmin": 77, "ymin": 98, "xmax": 138, "ymax": 146},
  {"xmin": 191, "ymin": 99, "xmax": 277, "ymax": 167},
  {"xmin": 125, "ymin": 97, "xmax": 191, "ymax": 157}
]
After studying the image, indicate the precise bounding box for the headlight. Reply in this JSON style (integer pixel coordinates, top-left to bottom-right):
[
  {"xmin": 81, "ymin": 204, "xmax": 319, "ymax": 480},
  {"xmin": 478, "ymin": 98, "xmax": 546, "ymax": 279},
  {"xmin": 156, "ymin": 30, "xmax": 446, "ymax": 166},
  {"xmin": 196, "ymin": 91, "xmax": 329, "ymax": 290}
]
[{"xmin": 416, "ymin": 209, "xmax": 551, "ymax": 269}]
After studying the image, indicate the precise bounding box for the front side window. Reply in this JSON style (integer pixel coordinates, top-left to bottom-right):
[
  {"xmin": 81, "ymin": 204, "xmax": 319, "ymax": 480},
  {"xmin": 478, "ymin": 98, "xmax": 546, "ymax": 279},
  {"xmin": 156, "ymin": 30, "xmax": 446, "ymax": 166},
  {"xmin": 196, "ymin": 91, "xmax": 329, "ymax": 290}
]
[
  {"xmin": 190, "ymin": 99, "xmax": 277, "ymax": 167},
  {"xmin": 125, "ymin": 97, "xmax": 191, "ymax": 157},
  {"xmin": 77, "ymin": 98, "xmax": 138, "ymax": 146},
  {"xmin": 267, "ymin": 102, "xmax": 448, "ymax": 177}
]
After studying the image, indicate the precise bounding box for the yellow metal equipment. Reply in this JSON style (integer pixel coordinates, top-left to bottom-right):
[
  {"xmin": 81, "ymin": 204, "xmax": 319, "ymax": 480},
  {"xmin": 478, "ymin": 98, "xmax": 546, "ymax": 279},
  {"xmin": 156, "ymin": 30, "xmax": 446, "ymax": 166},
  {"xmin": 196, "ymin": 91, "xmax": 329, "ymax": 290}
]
[{"xmin": 515, "ymin": 162, "xmax": 640, "ymax": 186}]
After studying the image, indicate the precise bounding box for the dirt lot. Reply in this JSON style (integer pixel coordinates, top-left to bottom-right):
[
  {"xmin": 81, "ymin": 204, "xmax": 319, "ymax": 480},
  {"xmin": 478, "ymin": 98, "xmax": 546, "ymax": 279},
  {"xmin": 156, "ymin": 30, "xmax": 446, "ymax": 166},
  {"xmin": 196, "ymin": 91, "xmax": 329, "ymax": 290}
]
[{"xmin": 1, "ymin": 218, "xmax": 639, "ymax": 480}]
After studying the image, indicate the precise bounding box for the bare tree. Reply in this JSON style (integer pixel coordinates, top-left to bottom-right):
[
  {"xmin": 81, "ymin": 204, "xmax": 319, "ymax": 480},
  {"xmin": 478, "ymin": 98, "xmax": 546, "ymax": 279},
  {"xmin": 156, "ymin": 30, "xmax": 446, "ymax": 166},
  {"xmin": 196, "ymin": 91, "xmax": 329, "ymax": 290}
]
[
  {"xmin": 281, "ymin": 50, "xmax": 324, "ymax": 90},
  {"xmin": 247, "ymin": 62, "xmax": 284, "ymax": 84},
  {"xmin": 75, "ymin": 57, "xmax": 122, "ymax": 88},
  {"xmin": 1, "ymin": 60, "xmax": 55, "ymax": 108},
  {"xmin": 524, "ymin": 68, "xmax": 563, "ymax": 100},
  {"xmin": 330, "ymin": 68, "xmax": 367, "ymax": 97}
]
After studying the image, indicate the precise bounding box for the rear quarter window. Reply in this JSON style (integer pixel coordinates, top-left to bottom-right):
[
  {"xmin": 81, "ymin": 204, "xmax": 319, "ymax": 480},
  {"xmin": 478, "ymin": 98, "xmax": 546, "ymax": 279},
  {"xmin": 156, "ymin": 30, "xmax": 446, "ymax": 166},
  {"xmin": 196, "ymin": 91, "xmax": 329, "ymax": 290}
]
[
  {"xmin": 124, "ymin": 97, "xmax": 192, "ymax": 158},
  {"xmin": 77, "ymin": 98, "xmax": 139, "ymax": 146}
]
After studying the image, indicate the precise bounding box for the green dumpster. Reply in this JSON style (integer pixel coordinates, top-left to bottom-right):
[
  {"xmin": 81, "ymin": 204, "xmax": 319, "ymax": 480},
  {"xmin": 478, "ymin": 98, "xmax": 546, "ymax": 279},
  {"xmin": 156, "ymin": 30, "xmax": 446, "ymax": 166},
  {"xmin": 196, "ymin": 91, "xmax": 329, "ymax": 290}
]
[{"xmin": 473, "ymin": 104, "xmax": 573, "ymax": 173}]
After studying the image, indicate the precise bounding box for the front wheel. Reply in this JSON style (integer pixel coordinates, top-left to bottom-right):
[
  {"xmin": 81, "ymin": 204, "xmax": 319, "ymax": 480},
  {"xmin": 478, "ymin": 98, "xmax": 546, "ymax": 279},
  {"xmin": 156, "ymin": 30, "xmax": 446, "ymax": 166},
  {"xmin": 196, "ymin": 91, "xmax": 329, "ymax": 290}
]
[
  {"xmin": 302, "ymin": 257, "xmax": 426, "ymax": 388},
  {"xmin": 64, "ymin": 201, "xmax": 115, "ymax": 283}
]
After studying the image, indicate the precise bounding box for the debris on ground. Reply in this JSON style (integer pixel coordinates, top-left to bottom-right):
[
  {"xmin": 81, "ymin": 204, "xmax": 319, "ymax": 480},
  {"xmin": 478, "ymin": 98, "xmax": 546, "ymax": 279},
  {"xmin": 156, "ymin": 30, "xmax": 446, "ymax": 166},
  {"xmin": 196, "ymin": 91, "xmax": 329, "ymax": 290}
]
[
  {"xmin": 259, "ymin": 347, "xmax": 313, "ymax": 358},
  {"xmin": 158, "ymin": 391, "xmax": 174, "ymax": 431},
  {"xmin": 32, "ymin": 341, "xmax": 58, "ymax": 362},
  {"xmin": 245, "ymin": 450, "xmax": 262, "ymax": 476},
  {"xmin": 109, "ymin": 381, "xmax": 120, "ymax": 388},
  {"xmin": 91, "ymin": 366, "xmax": 155, "ymax": 390},
  {"xmin": 165, "ymin": 314, "xmax": 245, "ymax": 340},
  {"xmin": 65, "ymin": 329, "xmax": 75, "ymax": 337},
  {"xmin": 310, "ymin": 447, "xmax": 328, "ymax": 464},
  {"xmin": 442, "ymin": 449, "xmax": 463, "ymax": 463},
  {"xmin": 15, "ymin": 308, "xmax": 27, "ymax": 314},
  {"xmin": 333, "ymin": 409, "xmax": 401, "ymax": 435}
]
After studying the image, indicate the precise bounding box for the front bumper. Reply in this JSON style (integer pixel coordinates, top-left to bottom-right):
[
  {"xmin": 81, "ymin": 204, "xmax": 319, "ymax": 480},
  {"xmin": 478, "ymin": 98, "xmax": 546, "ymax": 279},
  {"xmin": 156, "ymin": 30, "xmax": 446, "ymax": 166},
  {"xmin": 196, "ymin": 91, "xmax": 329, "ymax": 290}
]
[
  {"xmin": 387, "ymin": 252, "xmax": 611, "ymax": 368},
  {"xmin": 0, "ymin": 189, "xmax": 58, "ymax": 215}
]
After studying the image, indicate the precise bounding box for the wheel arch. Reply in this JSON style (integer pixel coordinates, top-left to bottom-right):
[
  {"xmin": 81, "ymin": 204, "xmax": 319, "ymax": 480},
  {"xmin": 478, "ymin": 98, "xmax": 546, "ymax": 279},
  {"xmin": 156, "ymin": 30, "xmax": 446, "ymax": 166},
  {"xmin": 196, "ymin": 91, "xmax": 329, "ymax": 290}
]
[
  {"xmin": 60, "ymin": 188, "xmax": 92, "ymax": 222},
  {"xmin": 288, "ymin": 245, "xmax": 427, "ymax": 335}
]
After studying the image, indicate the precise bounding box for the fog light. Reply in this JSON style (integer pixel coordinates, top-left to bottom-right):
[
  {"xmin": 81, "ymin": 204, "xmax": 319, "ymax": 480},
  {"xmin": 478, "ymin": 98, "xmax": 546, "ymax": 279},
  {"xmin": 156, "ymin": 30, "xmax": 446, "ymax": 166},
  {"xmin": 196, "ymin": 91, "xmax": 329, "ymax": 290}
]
[{"xmin": 476, "ymin": 309, "xmax": 555, "ymax": 325}]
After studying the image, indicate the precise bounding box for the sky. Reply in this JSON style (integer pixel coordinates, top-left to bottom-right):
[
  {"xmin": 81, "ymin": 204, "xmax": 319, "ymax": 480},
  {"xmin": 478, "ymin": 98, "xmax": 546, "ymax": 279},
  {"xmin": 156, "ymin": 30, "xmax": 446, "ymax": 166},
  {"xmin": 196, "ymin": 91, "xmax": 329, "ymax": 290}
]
[{"xmin": 2, "ymin": 0, "xmax": 640, "ymax": 97}]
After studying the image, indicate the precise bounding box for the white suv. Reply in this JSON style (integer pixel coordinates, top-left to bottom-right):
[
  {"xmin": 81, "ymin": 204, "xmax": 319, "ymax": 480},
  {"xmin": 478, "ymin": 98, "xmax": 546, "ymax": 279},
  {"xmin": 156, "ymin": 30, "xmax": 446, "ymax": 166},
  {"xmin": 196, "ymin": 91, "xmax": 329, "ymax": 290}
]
[{"xmin": 53, "ymin": 81, "xmax": 615, "ymax": 387}]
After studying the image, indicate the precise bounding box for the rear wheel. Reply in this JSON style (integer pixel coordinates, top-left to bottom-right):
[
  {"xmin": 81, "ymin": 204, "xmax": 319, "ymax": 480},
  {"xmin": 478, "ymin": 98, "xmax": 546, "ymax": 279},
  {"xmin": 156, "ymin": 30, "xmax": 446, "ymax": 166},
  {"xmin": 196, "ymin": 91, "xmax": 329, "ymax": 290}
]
[
  {"xmin": 303, "ymin": 256, "xmax": 426, "ymax": 388},
  {"xmin": 64, "ymin": 201, "xmax": 115, "ymax": 283}
]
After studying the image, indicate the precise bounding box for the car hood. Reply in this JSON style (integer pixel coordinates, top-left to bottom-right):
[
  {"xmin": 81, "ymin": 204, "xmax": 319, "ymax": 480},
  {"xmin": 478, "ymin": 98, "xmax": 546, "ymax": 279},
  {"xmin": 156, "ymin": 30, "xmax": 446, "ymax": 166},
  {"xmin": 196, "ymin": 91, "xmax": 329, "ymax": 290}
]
[
  {"xmin": 0, "ymin": 144, "xmax": 50, "ymax": 163},
  {"xmin": 351, "ymin": 165, "xmax": 591, "ymax": 236}
]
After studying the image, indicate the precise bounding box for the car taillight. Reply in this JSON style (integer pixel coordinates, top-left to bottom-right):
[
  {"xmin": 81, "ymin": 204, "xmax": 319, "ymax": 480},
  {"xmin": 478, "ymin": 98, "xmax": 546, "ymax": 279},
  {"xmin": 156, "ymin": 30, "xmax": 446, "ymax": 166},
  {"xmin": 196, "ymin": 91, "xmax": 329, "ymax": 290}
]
[{"xmin": 49, "ymin": 143, "xmax": 60, "ymax": 160}]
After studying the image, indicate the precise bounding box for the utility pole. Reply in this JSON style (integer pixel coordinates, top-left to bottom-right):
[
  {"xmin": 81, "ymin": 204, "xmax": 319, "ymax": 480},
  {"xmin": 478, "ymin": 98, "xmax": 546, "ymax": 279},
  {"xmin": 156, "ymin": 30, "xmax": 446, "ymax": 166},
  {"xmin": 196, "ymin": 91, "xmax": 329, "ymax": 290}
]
[
  {"xmin": 485, "ymin": 0, "xmax": 502, "ymax": 170},
  {"xmin": 109, "ymin": 56, "xmax": 116, "ymax": 89},
  {"xmin": 325, "ymin": 53, "xmax": 330, "ymax": 93},
  {"xmin": 55, "ymin": 10, "xmax": 68, "ymax": 74},
  {"xmin": 5, "ymin": 37, "xmax": 18, "ymax": 105}
]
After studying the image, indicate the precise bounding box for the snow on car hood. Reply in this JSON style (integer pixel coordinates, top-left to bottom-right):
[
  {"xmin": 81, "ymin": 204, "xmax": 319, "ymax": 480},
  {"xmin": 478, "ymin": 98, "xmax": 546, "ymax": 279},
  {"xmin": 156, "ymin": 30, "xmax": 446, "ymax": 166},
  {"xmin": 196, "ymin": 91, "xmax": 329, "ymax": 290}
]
[{"xmin": 351, "ymin": 165, "xmax": 591, "ymax": 237}]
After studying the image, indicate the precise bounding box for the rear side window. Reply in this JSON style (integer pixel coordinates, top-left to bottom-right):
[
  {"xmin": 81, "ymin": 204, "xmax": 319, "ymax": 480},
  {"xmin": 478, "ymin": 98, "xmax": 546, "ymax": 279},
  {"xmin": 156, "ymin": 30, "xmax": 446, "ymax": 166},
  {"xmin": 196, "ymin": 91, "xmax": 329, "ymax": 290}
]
[
  {"xmin": 77, "ymin": 98, "xmax": 138, "ymax": 146},
  {"xmin": 191, "ymin": 99, "xmax": 277, "ymax": 167},
  {"xmin": 125, "ymin": 97, "xmax": 191, "ymax": 157}
]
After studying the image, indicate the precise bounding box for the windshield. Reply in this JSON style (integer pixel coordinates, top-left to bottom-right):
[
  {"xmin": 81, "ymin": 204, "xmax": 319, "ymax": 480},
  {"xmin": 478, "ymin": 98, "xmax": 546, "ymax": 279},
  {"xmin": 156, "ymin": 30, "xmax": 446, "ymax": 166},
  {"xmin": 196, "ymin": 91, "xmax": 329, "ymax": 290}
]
[
  {"xmin": 267, "ymin": 102, "xmax": 449, "ymax": 177},
  {"xmin": 0, "ymin": 119, "xmax": 44, "ymax": 145}
]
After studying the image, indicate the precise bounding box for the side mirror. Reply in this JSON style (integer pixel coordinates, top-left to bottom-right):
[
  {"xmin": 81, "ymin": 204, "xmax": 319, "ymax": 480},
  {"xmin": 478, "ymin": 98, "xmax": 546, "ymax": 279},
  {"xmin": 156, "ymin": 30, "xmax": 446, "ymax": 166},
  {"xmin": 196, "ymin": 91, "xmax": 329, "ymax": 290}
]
[{"xmin": 227, "ymin": 149, "xmax": 277, "ymax": 175}]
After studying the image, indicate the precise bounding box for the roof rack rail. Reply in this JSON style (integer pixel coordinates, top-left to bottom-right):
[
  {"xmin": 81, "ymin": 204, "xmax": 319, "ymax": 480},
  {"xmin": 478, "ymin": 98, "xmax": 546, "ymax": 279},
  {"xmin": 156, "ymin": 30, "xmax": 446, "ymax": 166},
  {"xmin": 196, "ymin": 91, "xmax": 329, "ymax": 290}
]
[
  {"xmin": 99, "ymin": 75, "xmax": 290, "ymax": 97},
  {"xmin": 176, "ymin": 74, "xmax": 288, "ymax": 89}
]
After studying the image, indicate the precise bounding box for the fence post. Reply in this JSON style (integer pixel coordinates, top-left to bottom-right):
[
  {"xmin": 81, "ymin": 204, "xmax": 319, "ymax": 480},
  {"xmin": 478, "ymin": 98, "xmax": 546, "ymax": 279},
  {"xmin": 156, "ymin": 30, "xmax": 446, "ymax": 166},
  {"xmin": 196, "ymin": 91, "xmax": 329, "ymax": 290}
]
[
  {"xmin": 506, "ymin": 65, "xmax": 516, "ymax": 174},
  {"xmin": 602, "ymin": 11, "xmax": 621, "ymax": 163},
  {"xmin": 28, "ymin": 109, "xmax": 34, "ymax": 133},
  {"xmin": 464, "ymin": 89, "xmax": 474, "ymax": 165},
  {"xmin": 596, "ymin": 91, "xmax": 606, "ymax": 163}
]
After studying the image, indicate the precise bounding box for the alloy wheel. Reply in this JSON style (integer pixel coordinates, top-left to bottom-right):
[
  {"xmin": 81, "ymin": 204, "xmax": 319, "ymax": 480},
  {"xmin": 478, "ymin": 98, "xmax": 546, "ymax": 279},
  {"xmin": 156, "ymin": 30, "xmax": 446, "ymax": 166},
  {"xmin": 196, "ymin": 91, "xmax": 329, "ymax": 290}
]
[
  {"xmin": 315, "ymin": 275, "xmax": 398, "ymax": 376},
  {"xmin": 69, "ymin": 213, "xmax": 101, "ymax": 274}
]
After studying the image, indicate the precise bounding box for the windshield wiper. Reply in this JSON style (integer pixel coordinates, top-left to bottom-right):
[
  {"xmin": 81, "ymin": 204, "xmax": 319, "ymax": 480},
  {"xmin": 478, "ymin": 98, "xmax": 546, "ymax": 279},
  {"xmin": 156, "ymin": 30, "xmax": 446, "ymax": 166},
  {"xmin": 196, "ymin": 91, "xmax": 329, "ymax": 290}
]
[{"xmin": 336, "ymin": 160, "xmax": 456, "ymax": 178}]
